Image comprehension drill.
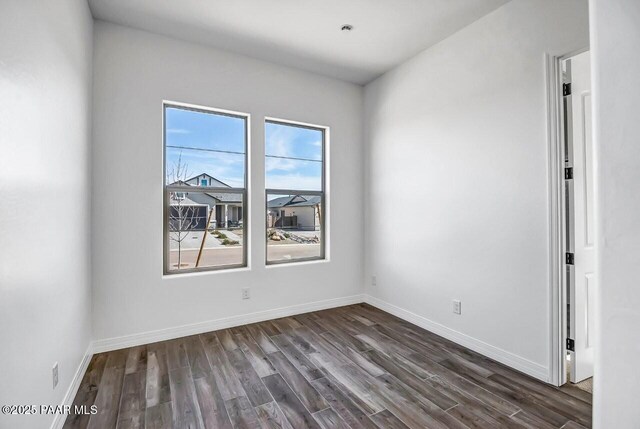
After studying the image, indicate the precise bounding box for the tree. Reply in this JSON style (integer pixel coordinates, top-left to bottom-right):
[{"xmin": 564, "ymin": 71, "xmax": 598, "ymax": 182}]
[{"xmin": 167, "ymin": 152, "xmax": 199, "ymax": 268}]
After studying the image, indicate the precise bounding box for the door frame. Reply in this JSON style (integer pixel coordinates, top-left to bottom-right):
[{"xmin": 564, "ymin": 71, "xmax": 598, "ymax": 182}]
[{"xmin": 545, "ymin": 48, "xmax": 589, "ymax": 386}]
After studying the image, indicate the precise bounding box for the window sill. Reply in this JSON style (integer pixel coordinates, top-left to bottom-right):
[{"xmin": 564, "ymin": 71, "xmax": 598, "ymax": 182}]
[
  {"xmin": 162, "ymin": 265, "xmax": 250, "ymax": 279},
  {"xmin": 265, "ymin": 258, "xmax": 329, "ymax": 269}
]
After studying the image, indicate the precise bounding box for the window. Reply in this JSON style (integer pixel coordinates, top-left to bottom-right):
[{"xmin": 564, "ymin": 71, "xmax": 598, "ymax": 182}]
[
  {"xmin": 265, "ymin": 120, "xmax": 326, "ymax": 264},
  {"xmin": 164, "ymin": 103, "xmax": 248, "ymax": 274}
]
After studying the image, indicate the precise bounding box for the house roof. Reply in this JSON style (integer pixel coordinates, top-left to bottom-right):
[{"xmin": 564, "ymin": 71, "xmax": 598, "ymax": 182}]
[
  {"xmin": 267, "ymin": 195, "xmax": 320, "ymax": 208},
  {"xmin": 169, "ymin": 192, "xmax": 217, "ymax": 206},
  {"xmin": 185, "ymin": 173, "xmax": 231, "ymax": 188},
  {"xmin": 267, "ymin": 196, "xmax": 293, "ymax": 208},
  {"xmin": 207, "ymin": 192, "xmax": 242, "ymax": 203},
  {"xmin": 170, "ymin": 191, "xmax": 242, "ymax": 205},
  {"xmin": 169, "ymin": 179, "xmax": 190, "ymax": 186},
  {"xmin": 169, "ymin": 174, "xmax": 243, "ymax": 204}
]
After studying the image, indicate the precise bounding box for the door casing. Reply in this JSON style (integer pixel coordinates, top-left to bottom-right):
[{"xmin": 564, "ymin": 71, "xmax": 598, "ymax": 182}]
[{"xmin": 545, "ymin": 47, "xmax": 590, "ymax": 386}]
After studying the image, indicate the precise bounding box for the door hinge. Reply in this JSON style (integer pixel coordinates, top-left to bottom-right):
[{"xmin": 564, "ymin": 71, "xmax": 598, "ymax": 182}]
[
  {"xmin": 566, "ymin": 252, "xmax": 575, "ymax": 265},
  {"xmin": 563, "ymin": 83, "xmax": 572, "ymax": 96},
  {"xmin": 565, "ymin": 167, "xmax": 573, "ymax": 180},
  {"xmin": 566, "ymin": 338, "xmax": 575, "ymax": 352}
]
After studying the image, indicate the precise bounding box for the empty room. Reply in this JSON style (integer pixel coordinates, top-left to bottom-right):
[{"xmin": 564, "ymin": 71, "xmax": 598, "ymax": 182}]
[{"xmin": 1, "ymin": 0, "xmax": 639, "ymax": 428}]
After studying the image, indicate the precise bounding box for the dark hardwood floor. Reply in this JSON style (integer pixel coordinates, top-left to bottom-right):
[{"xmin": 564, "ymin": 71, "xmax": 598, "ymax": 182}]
[{"xmin": 63, "ymin": 304, "xmax": 592, "ymax": 429}]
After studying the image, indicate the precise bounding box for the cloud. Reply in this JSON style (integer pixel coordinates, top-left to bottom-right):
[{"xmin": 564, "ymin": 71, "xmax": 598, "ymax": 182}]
[
  {"xmin": 266, "ymin": 128, "xmax": 293, "ymax": 155},
  {"xmin": 167, "ymin": 128, "xmax": 190, "ymax": 134},
  {"xmin": 166, "ymin": 148, "xmax": 245, "ymax": 187},
  {"xmin": 265, "ymin": 128, "xmax": 299, "ymax": 172},
  {"xmin": 265, "ymin": 156, "xmax": 298, "ymax": 172},
  {"xmin": 266, "ymin": 174, "xmax": 321, "ymax": 192}
]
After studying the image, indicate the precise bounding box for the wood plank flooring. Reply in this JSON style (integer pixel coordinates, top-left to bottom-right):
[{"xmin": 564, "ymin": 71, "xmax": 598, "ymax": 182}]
[{"xmin": 63, "ymin": 304, "xmax": 591, "ymax": 428}]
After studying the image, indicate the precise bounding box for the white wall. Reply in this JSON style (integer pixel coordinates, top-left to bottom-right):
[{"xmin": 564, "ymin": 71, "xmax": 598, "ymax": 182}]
[
  {"xmin": 364, "ymin": 0, "xmax": 589, "ymax": 381},
  {"xmin": 91, "ymin": 22, "xmax": 364, "ymax": 342},
  {"xmin": 0, "ymin": 1, "xmax": 93, "ymax": 428},
  {"xmin": 590, "ymin": 0, "xmax": 640, "ymax": 426}
]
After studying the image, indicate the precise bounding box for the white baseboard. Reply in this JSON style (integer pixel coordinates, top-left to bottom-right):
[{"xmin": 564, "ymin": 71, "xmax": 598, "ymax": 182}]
[
  {"xmin": 52, "ymin": 291, "xmax": 549, "ymax": 429},
  {"xmin": 363, "ymin": 294, "xmax": 550, "ymax": 382},
  {"xmin": 50, "ymin": 344, "xmax": 93, "ymax": 429},
  {"xmin": 50, "ymin": 295, "xmax": 360, "ymax": 428},
  {"xmin": 91, "ymin": 294, "xmax": 365, "ymax": 353}
]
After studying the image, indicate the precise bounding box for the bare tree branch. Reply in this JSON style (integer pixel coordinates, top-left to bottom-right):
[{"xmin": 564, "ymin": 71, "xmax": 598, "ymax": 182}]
[{"xmin": 168, "ymin": 151, "xmax": 199, "ymax": 268}]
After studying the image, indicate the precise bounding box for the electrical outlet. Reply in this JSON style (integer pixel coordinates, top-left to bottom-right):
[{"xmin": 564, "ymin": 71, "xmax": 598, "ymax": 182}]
[
  {"xmin": 52, "ymin": 362, "xmax": 59, "ymax": 389},
  {"xmin": 371, "ymin": 276, "xmax": 377, "ymax": 286},
  {"xmin": 453, "ymin": 299, "xmax": 462, "ymax": 315},
  {"xmin": 242, "ymin": 288, "xmax": 250, "ymax": 300}
]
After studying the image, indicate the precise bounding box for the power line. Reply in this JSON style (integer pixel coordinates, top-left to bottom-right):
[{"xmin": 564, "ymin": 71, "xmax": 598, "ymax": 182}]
[
  {"xmin": 265, "ymin": 154, "xmax": 322, "ymax": 163},
  {"xmin": 167, "ymin": 145, "xmax": 322, "ymax": 163},
  {"xmin": 166, "ymin": 145, "xmax": 245, "ymax": 156}
]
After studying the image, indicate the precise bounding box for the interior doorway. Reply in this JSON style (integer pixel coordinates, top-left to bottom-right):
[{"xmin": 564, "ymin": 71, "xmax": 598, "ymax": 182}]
[{"xmin": 560, "ymin": 50, "xmax": 595, "ymax": 391}]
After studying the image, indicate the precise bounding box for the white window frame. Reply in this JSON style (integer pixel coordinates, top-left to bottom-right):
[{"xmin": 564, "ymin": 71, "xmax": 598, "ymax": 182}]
[
  {"xmin": 163, "ymin": 101, "xmax": 249, "ymax": 275},
  {"xmin": 265, "ymin": 118, "xmax": 327, "ymax": 266}
]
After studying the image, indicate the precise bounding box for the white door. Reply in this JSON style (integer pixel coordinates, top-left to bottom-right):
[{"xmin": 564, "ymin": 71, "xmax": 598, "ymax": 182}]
[{"xmin": 567, "ymin": 51, "xmax": 595, "ymax": 383}]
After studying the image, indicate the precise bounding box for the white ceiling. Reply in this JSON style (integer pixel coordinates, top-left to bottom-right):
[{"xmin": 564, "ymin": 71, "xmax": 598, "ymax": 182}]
[{"xmin": 88, "ymin": 0, "xmax": 510, "ymax": 85}]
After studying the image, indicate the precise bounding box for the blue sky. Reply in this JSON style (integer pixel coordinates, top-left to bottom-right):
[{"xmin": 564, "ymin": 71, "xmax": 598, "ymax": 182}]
[
  {"xmin": 165, "ymin": 107, "xmax": 323, "ymax": 191},
  {"xmin": 265, "ymin": 122, "xmax": 323, "ymax": 191},
  {"xmin": 165, "ymin": 107, "xmax": 246, "ymax": 187}
]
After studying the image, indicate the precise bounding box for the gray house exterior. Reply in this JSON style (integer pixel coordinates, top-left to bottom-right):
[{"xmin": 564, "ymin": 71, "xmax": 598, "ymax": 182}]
[
  {"xmin": 169, "ymin": 173, "xmax": 243, "ymax": 230},
  {"xmin": 267, "ymin": 195, "xmax": 321, "ymax": 231}
]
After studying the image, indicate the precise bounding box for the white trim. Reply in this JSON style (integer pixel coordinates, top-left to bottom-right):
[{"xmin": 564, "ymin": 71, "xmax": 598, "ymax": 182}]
[
  {"xmin": 364, "ymin": 295, "xmax": 550, "ymax": 383},
  {"xmin": 50, "ymin": 344, "xmax": 93, "ymax": 429},
  {"xmin": 163, "ymin": 99, "xmax": 250, "ymax": 119},
  {"xmin": 545, "ymin": 47, "xmax": 591, "ymax": 387},
  {"xmin": 265, "ymin": 257, "xmax": 329, "ymax": 269},
  {"xmin": 53, "ymin": 292, "xmax": 555, "ymax": 428},
  {"xmin": 91, "ymin": 294, "xmax": 364, "ymax": 353},
  {"xmin": 545, "ymin": 52, "xmax": 565, "ymax": 387},
  {"xmin": 264, "ymin": 116, "xmax": 329, "ymax": 132}
]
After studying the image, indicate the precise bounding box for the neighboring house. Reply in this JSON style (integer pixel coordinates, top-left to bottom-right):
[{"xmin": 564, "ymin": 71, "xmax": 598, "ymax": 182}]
[
  {"xmin": 169, "ymin": 173, "xmax": 243, "ymax": 230},
  {"xmin": 185, "ymin": 173, "xmax": 230, "ymax": 188},
  {"xmin": 267, "ymin": 195, "xmax": 321, "ymax": 231}
]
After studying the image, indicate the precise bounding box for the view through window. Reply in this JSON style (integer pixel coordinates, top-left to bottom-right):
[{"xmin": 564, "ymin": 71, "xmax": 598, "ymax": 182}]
[
  {"xmin": 164, "ymin": 104, "xmax": 247, "ymax": 273},
  {"xmin": 265, "ymin": 120, "xmax": 325, "ymax": 264}
]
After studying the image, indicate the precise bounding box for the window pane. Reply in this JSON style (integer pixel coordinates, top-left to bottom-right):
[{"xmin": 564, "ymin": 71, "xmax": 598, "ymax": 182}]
[
  {"xmin": 265, "ymin": 122, "xmax": 323, "ymax": 191},
  {"xmin": 168, "ymin": 190, "xmax": 244, "ymax": 271},
  {"xmin": 265, "ymin": 122, "xmax": 322, "ymax": 160},
  {"xmin": 266, "ymin": 193, "xmax": 322, "ymax": 263},
  {"xmin": 166, "ymin": 106, "xmax": 246, "ymax": 153},
  {"xmin": 164, "ymin": 104, "xmax": 247, "ymax": 273},
  {"xmin": 265, "ymin": 158, "xmax": 322, "ymax": 191},
  {"xmin": 166, "ymin": 146, "xmax": 245, "ymax": 188}
]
